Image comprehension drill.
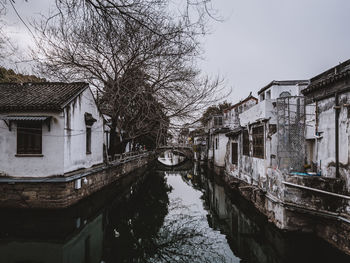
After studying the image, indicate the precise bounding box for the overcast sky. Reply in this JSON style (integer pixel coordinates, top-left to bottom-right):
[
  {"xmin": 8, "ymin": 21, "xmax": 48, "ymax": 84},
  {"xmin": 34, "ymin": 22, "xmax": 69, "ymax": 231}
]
[{"xmin": 3, "ymin": 0, "xmax": 350, "ymax": 104}]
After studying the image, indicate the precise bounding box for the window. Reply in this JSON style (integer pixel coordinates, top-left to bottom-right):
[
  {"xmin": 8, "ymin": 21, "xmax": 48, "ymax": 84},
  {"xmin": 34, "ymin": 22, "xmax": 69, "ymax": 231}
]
[
  {"xmin": 215, "ymin": 137, "xmax": 218, "ymax": 150},
  {"xmin": 242, "ymin": 129, "xmax": 250, "ymax": 156},
  {"xmin": 17, "ymin": 121, "xmax": 42, "ymax": 154},
  {"xmin": 86, "ymin": 127, "xmax": 91, "ymax": 154},
  {"xmin": 252, "ymin": 126, "xmax": 264, "ymax": 158},
  {"xmin": 231, "ymin": 142, "xmax": 238, "ymax": 165}
]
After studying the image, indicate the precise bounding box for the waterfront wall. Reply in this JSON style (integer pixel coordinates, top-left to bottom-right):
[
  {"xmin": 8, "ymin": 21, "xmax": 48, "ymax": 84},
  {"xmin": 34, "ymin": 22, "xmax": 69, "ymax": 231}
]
[
  {"xmin": 0, "ymin": 153, "xmax": 155, "ymax": 209},
  {"xmin": 207, "ymin": 161, "xmax": 350, "ymax": 255}
]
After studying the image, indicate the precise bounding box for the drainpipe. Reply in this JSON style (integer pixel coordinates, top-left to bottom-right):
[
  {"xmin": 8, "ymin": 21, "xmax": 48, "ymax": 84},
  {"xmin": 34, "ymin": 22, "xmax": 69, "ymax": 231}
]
[{"xmin": 335, "ymin": 92, "xmax": 340, "ymax": 178}]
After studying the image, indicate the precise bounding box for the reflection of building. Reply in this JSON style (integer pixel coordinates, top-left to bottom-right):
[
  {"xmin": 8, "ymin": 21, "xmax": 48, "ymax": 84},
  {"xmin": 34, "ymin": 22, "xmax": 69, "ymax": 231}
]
[{"xmin": 0, "ymin": 211, "xmax": 103, "ymax": 263}]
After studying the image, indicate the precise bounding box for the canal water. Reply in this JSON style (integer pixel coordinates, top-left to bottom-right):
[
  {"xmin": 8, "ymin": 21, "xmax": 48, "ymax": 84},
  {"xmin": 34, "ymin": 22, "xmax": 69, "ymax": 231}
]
[{"xmin": 0, "ymin": 159, "xmax": 350, "ymax": 263}]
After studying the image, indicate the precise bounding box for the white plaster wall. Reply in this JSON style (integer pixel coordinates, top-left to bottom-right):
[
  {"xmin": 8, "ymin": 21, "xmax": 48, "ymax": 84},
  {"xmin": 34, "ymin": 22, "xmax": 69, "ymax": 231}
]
[
  {"xmin": 316, "ymin": 95, "xmax": 349, "ymax": 177},
  {"xmin": 305, "ymin": 102, "xmax": 317, "ymax": 139},
  {"xmin": 214, "ymin": 133, "xmax": 228, "ymax": 167},
  {"xmin": 269, "ymin": 84, "xmax": 303, "ymax": 99},
  {"xmin": 239, "ymin": 100, "xmax": 276, "ymax": 126},
  {"xmin": 0, "ymin": 112, "xmax": 65, "ymax": 177},
  {"xmin": 63, "ymin": 88, "xmax": 104, "ymax": 173}
]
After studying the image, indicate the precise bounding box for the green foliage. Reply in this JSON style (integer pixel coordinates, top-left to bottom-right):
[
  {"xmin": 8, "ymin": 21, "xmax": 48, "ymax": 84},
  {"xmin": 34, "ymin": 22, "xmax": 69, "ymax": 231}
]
[
  {"xmin": 200, "ymin": 101, "xmax": 232, "ymax": 126},
  {"xmin": 0, "ymin": 67, "xmax": 45, "ymax": 83}
]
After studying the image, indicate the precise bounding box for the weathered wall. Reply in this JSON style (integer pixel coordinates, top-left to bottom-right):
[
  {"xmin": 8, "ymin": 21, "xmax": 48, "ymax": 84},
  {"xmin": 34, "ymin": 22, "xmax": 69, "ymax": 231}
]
[
  {"xmin": 0, "ymin": 112, "xmax": 65, "ymax": 177},
  {"xmin": 213, "ymin": 133, "xmax": 228, "ymax": 167},
  {"xmin": 225, "ymin": 123, "xmax": 277, "ymax": 187},
  {"xmin": 64, "ymin": 88, "xmax": 104, "ymax": 174}
]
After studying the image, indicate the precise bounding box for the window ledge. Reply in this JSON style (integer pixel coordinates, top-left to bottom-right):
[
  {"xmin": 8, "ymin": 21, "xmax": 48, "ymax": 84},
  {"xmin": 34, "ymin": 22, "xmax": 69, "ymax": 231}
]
[
  {"xmin": 86, "ymin": 152, "xmax": 91, "ymax": 155},
  {"xmin": 15, "ymin": 154, "xmax": 44, "ymax": 157}
]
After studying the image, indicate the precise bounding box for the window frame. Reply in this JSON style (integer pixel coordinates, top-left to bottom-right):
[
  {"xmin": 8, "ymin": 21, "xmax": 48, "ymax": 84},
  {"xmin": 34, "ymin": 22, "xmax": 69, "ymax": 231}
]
[
  {"xmin": 242, "ymin": 129, "xmax": 250, "ymax": 156},
  {"xmin": 231, "ymin": 142, "xmax": 238, "ymax": 165},
  {"xmin": 252, "ymin": 125, "xmax": 264, "ymax": 159},
  {"xmin": 17, "ymin": 121, "xmax": 42, "ymax": 155},
  {"xmin": 86, "ymin": 126, "xmax": 92, "ymax": 154}
]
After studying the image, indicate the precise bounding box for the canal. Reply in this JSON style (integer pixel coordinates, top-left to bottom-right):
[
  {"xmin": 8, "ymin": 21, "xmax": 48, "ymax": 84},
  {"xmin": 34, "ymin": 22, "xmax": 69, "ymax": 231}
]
[{"xmin": 0, "ymin": 160, "xmax": 350, "ymax": 263}]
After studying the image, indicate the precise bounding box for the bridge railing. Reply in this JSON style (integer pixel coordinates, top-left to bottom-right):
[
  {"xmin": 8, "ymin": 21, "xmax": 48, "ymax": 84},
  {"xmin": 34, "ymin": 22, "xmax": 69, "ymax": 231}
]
[{"xmin": 107, "ymin": 149, "xmax": 150, "ymax": 163}]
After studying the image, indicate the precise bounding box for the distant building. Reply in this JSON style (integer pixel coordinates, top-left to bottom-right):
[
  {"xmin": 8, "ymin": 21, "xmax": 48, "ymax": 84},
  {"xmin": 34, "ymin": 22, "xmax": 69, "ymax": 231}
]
[
  {"xmin": 0, "ymin": 82, "xmax": 104, "ymax": 177},
  {"xmin": 223, "ymin": 94, "xmax": 258, "ymax": 129}
]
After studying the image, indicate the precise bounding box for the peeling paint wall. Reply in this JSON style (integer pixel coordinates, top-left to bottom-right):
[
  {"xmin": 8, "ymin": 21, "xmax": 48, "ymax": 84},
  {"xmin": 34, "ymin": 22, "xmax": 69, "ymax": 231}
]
[{"xmin": 225, "ymin": 123, "xmax": 278, "ymax": 187}]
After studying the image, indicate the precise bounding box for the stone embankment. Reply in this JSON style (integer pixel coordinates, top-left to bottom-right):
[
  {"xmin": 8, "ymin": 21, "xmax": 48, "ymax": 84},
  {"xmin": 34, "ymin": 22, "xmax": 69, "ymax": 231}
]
[
  {"xmin": 207, "ymin": 162, "xmax": 350, "ymax": 256},
  {"xmin": 0, "ymin": 152, "xmax": 156, "ymax": 209}
]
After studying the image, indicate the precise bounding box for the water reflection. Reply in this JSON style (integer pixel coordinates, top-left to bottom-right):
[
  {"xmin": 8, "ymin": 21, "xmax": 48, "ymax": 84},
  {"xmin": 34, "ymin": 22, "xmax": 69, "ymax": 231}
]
[{"xmin": 0, "ymin": 161, "xmax": 349, "ymax": 263}]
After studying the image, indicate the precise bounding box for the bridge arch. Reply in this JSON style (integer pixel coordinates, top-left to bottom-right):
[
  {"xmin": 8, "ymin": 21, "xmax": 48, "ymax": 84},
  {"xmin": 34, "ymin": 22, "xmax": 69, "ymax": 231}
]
[{"xmin": 156, "ymin": 145, "xmax": 194, "ymax": 161}]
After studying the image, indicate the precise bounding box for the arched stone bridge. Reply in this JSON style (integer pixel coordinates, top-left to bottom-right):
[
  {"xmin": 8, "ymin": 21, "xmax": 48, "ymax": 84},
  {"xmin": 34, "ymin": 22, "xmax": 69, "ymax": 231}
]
[{"xmin": 157, "ymin": 144, "xmax": 194, "ymax": 160}]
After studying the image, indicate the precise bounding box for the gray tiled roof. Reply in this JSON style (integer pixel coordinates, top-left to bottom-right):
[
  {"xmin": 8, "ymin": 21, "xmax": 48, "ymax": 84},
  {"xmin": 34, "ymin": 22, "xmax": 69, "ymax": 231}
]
[
  {"xmin": 0, "ymin": 82, "xmax": 88, "ymax": 112},
  {"xmin": 302, "ymin": 59, "xmax": 350, "ymax": 95}
]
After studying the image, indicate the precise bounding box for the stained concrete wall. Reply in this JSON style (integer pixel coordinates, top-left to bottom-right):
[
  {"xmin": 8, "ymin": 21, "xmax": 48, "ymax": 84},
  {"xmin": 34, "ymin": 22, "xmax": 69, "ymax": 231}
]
[{"xmin": 63, "ymin": 88, "xmax": 104, "ymax": 174}]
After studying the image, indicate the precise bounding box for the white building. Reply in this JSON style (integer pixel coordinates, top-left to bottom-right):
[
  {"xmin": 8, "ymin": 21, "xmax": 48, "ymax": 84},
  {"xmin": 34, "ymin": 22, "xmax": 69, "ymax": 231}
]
[
  {"xmin": 223, "ymin": 94, "xmax": 258, "ymax": 129},
  {"xmin": 226, "ymin": 80, "xmax": 308, "ymax": 185},
  {"xmin": 0, "ymin": 82, "xmax": 104, "ymax": 177}
]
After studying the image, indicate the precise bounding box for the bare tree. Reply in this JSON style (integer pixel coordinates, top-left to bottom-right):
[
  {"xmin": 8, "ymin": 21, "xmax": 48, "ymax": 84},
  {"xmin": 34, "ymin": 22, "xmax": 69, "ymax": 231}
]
[
  {"xmin": 0, "ymin": 0, "xmax": 10, "ymax": 61},
  {"xmin": 33, "ymin": 0, "xmax": 226, "ymax": 154}
]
